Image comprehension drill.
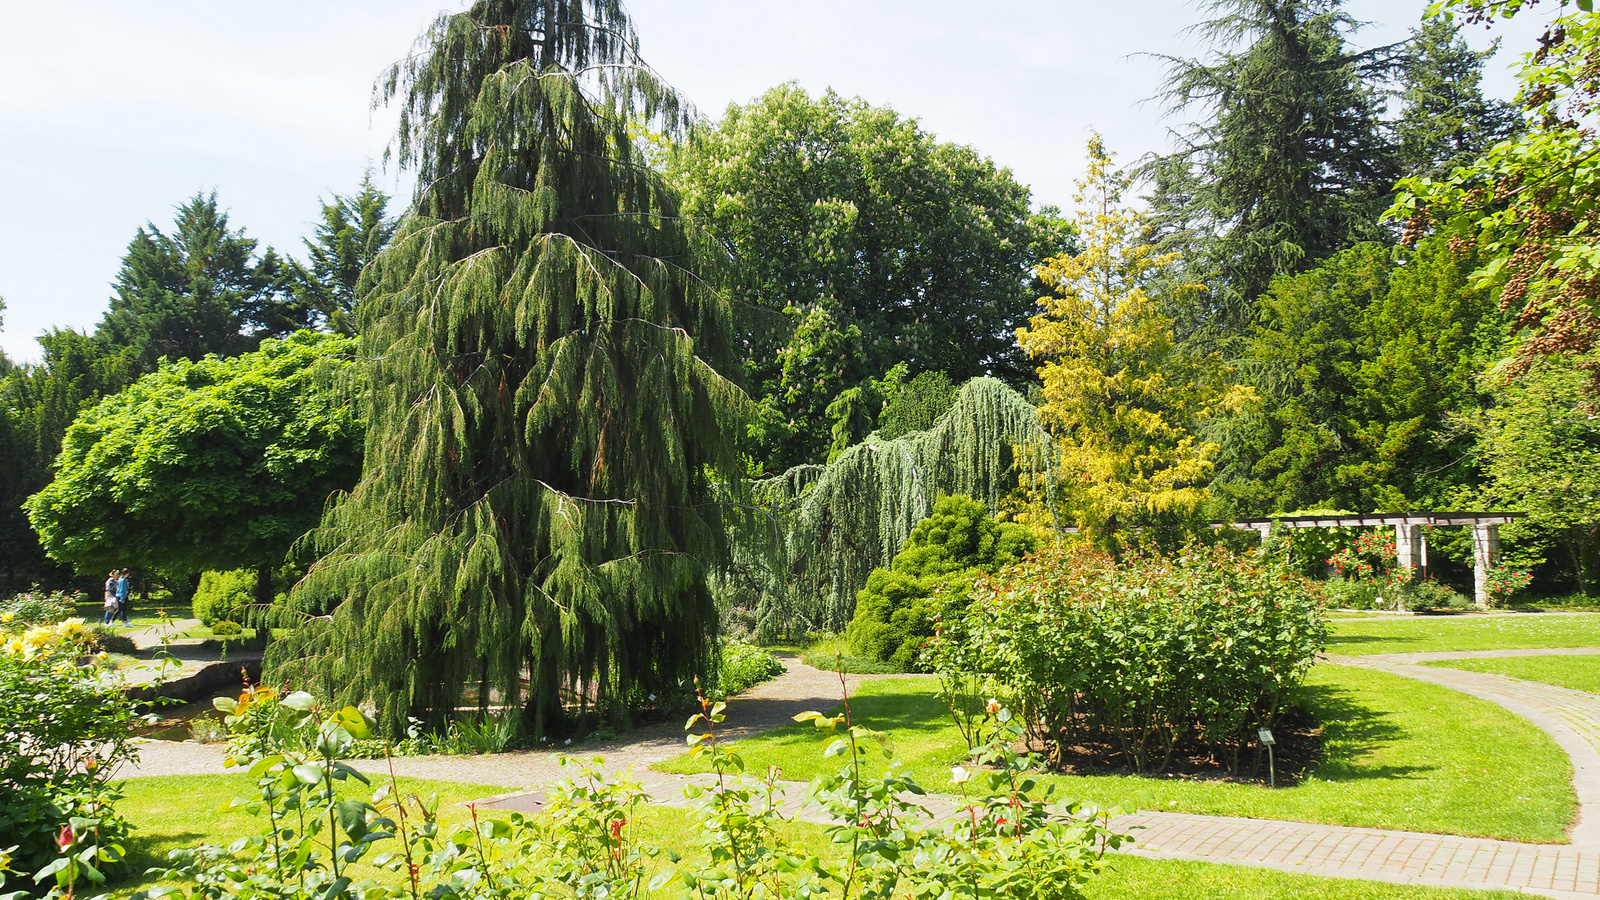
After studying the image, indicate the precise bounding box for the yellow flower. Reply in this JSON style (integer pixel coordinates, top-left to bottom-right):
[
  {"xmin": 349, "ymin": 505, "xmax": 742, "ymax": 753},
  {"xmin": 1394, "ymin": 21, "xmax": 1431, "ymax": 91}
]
[{"xmin": 0, "ymin": 612, "xmax": 14, "ymax": 623}]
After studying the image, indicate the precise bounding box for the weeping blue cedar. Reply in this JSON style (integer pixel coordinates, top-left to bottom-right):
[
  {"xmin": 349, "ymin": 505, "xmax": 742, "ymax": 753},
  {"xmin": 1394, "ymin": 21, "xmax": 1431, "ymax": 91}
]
[
  {"xmin": 266, "ymin": 0, "xmax": 747, "ymax": 736},
  {"xmin": 723, "ymin": 377, "xmax": 1054, "ymax": 639}
]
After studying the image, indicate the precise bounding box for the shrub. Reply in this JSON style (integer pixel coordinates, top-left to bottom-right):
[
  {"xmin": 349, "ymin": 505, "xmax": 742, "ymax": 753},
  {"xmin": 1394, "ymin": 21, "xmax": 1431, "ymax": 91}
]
[
  {"xmin": 844, "ymin": 495, "xmax": 1035, "ymax": 671},
  {"xmin": 801, "ymin": 633, "xmax": 901, "ymax": 674},
  {"xmin": 187, "ymin": 714, "xmax": 229, "ymax": 744},
  {"xmin": 713, "ymin": 640, "xmax": 784, "ymax": 698},
  {"xmin": 1322, "ymin": 575, "xmax": 1384, "ymax": 609},
  {"xmin": 0, "ymin": 590, "xmax": 80, "ymax": 631},
  {"xmin": 1398, "ymin": 578, "xmax": 1469, "ymax": 612},
  {"xmin": 0, "ymin": 619, "xmax": 138, "ymax": 892},
  {"xmin": 88, "ymin": 626, "xmax": 137, "ymax": 654},
  {"xmin": 954, "ymin": 544, "xmax": 1325, "ymax": 775},
  {"xmin": 1486, "ymin": 564, "xmax": 1535, "ymax": 607},
  {"xmin": 191, "ymin": 570, "xmax": 255, "ymax": 626}
]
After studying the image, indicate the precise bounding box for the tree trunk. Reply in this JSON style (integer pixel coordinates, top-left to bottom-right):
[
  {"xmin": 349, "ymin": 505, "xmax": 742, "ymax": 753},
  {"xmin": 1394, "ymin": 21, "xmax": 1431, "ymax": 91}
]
[{"xmin": 255, "ymin": 564, "xmax": 274, "ymax": 645}]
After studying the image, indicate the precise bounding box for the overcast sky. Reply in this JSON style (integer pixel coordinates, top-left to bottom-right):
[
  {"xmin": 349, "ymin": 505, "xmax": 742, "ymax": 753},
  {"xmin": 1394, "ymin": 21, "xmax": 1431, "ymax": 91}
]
[{"xmin": 0, "ymin": 1, "xmax": 1546, "ymax": 363}]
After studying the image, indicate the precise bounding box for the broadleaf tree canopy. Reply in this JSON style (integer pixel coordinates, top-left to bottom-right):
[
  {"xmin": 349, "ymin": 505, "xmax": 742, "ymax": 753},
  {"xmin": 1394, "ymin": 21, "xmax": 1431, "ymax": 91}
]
[
  {"xmin": 668, "ymin": 84, "xmax": 1074, "ymax": 471},
  {"xmin": 24, "ymin": 331, "xmax": 362, "ymax": 581}
]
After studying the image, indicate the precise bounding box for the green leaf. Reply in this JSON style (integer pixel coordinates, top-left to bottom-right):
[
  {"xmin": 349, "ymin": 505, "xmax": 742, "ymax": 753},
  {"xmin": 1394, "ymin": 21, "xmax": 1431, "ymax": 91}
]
[{"xmin": 332, "ymin": 706, "xmax": 373, "ymax": 740}]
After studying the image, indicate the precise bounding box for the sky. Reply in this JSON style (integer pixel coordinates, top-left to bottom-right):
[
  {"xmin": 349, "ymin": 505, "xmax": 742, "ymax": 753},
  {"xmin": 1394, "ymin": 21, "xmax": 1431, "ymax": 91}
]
[{"xmin": 0, "ymin": 1, "xmax": 1548, "ymax": 363}]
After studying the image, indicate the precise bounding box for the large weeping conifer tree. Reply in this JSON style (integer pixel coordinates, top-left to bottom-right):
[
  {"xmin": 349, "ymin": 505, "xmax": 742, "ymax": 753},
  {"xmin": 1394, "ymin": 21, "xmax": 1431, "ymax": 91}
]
[{"xmin": 268, "ymin": 0, "xmax": 746, "ymax": 736}]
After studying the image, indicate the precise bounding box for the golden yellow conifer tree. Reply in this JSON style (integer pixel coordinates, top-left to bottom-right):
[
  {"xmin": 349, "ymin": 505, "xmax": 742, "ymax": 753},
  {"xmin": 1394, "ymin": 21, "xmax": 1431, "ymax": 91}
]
[{"xmin": 1018, "ymin": 135, "xmax": 1244, "ymax": 549}]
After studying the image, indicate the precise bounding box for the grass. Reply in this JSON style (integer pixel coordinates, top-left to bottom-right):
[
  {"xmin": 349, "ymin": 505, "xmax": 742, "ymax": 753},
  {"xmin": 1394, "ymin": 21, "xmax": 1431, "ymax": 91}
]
[
  {"xmin": 1328, "ymin": 612, "xmax": 1600, "ymax": 655},
  {"xmin": 657, "ymin": 664, "xmax": 1575, "ymax": 842},
  {"xmin": 1423, "ymin": 654, "xmax": 1600, "ymax": 694},
  {"xmin": 76, "ymin": 595, "xmax": 193, "ymax": 628},
  {"xmin": 117, "ymin": 775, "xmax": 501, "ymax": 876},
  {"xmin": 1082, "ymin": 856, "xmax": 1522, "ymax": 900},
  {"xmin": 797, "ymin": 633, "xmax": 901, "ymax": 674},
  {"xmin": 110, "ymin": 773, "xmax": 1521, "ymax": 900}
]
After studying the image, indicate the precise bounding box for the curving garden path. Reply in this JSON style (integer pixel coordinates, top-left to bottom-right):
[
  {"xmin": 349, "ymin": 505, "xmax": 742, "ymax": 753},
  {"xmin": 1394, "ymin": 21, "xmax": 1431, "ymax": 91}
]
[{"xmin": 119, "ymin": 650, "xmax": 1600, "ymax": 898}]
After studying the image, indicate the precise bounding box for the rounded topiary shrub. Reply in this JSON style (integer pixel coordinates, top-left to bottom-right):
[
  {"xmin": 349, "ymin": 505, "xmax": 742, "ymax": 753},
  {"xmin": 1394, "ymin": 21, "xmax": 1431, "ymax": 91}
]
[
  {"xmin": 959, "ymin": 544, "xmax": 1325, "ymax": 774},
  {"xmin": 192, "ymin": 569, "xmax": 256, "ymax": 626},
  {"xmin": 844, "ymin": 494, "xmax": 1035, "ymax": 671}
]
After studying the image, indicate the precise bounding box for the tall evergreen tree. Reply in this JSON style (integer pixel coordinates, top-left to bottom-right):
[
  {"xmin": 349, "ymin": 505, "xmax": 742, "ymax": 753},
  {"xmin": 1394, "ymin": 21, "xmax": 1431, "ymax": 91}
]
[
  {"xmin": 299, "ymin": 174, "xmax": 398, "ymax": 335},
  {"xmin": 1152, "ymin": 0, "xmax": 1400, "ymax": 340},
  {"xmin": 1019, "ymin": 137, "xmax": 1241, "ymax": 550},
  {"xmin": 1211, "ymin": 237, "xmax": 1504, "ymax": 515},
  {"xmin": 99, "ymin": 192, "xmax": 301, "ymax": 370},
  {"xmin": 1393, "ymin": 16, "xmax": 1519, "ymax": 180},
  {"xmin": 271, "ymin": 0, "xmax": 746, "ymax": 735},
  {"xmin": 0, "ymin": 330, "xmax": 136, "ymax": 588}
]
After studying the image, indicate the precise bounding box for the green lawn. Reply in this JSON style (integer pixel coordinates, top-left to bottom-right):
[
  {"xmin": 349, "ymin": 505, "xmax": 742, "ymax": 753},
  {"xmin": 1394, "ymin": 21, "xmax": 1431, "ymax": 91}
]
[
  {"xmin": 116, "ymin": 774, "xmax": 505, "ymax": 885},
  {"xmin": 658, "ymin": 664, "xmax": 1574, "ymax": 842},
  {"xmin": 110, "ymin": 773, "xmax": 1521, "ymax": 900},
  {"xmin": 1084, "ymin": 856, "xmax": 1521, "ymax": 900},
  {"xmin": 77, "ymin": 596, "xmax": 193, "ymax": 628},
  {"xmin": 1328, "ymin": 613, "xmax": 1600, "ymax": 655},
  {"xmin": 1423, "ymin": 654, "xmax": 1600, "ymax": 694}
]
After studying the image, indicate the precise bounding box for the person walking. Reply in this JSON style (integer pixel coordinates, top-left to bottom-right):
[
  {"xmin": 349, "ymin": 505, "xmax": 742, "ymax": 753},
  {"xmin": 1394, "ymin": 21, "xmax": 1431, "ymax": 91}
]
[
  {"xmin": 102, "ymin": 570, "xmax": 119, "ymax": 626},
  {"xmin": 114, "ymin": 568, "xmax": 132, "ymax": 626}
]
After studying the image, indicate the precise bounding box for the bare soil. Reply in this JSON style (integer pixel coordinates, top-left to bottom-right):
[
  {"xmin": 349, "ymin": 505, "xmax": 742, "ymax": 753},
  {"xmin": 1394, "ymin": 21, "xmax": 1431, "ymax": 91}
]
[{"xmin": 1039, "ymin": 705, "xmax": 1324, "ymax": 787}]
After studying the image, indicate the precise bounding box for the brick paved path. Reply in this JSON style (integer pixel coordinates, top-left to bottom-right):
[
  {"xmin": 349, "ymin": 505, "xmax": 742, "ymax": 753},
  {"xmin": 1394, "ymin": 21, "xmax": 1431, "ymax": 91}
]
[{"xmin": 484, "ymin": 767, "xmax": 1600, "ymax": 898}]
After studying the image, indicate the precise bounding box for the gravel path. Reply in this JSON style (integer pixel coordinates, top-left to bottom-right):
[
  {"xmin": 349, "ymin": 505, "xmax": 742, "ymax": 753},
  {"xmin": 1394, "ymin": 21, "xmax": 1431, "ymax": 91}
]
[{"xmin": 113, "ymin": 653, "xmax": 911, "ymax": 784}]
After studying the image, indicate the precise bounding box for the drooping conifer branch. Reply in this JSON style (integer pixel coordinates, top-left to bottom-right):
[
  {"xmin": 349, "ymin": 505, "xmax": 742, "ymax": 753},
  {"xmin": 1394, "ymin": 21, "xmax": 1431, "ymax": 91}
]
[
  {"xmin": 725, "ymin": 377, "xmax": 1053, "ymax": 639},
  {"xmin": 268, "ymin": 0, "xmax": 745, "ymax": 738}
]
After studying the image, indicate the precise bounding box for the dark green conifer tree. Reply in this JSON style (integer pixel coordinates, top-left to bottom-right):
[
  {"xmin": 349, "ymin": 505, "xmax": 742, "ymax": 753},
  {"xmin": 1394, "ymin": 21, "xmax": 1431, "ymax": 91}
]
[
  {"xmin": 1393, "ymin": 16, "xmax": 1519, "ymax": 180},
  {"xmin": 299, "ymin": 174, "xmax": 397, "ymax": 335},
  {"xmin": 100, "ymin": 192, "xmax": 301, "ymax": 369},
  {"xmin": 271, "ymin": 0, "xmax": 746, "ymax": 736},
  {"xmin": 1152, "ymin": 0, "xmax": 1400, "ymax": 340}
]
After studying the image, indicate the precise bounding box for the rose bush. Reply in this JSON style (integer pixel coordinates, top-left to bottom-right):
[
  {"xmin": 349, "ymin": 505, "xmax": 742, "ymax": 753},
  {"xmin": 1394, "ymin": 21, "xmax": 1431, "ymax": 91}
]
[
  {"xmin": 941, "ymin": 545, "xmax": 1325, "ymax": 775},
  {"xmin": 0, "ymin": 619, "xmax": 140, "ymax": 898}
]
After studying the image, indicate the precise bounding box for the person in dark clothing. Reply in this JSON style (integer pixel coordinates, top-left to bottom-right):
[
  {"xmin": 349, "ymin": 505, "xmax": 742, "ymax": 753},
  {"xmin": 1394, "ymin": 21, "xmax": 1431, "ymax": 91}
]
[{"xmin": 115, "ymin": 569, "xmax": 131, "ymax": 626}]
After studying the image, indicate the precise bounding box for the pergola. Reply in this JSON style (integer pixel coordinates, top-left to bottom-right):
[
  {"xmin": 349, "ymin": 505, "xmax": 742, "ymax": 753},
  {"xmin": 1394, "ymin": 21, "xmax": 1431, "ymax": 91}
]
[{"xmin": 1218, "ymin": 512, "xmax": 1525, "ymax": 608}]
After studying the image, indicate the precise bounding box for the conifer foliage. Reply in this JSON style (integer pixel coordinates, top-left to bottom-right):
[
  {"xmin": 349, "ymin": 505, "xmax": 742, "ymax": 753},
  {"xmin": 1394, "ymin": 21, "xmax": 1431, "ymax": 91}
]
[
  {"xmin": 270, "ymin": 0, "xmax": 746, "ymax": 736},
  {"xmin": 729, "ymin": 377, "xmax": 1052, "ymax": 639}
]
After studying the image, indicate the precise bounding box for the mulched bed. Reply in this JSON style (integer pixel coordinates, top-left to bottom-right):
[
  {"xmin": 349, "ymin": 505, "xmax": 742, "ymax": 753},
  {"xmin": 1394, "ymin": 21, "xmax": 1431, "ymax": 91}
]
[{"xmin": 1035, "ymin": 705, "xmax": 1324, "ymax": 787}]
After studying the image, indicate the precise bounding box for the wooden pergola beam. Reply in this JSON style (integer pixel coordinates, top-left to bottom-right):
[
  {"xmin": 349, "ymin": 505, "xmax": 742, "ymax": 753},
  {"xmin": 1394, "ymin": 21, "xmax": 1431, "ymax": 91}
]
[
  {"xmin": 1213, "ymin": 512, "xmax": 1525, "ymax": 609},
  {"xmin": 1214, "ymin": 512, "xmax": 1524, "ymax": 529}
]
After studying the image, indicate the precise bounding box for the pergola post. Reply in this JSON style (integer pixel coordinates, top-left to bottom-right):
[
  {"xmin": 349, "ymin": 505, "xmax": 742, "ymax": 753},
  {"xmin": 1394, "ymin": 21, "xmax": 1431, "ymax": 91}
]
[
  {"xmin": 1394, "ymin": 523, "xmax": 1422, "ymax": 575},
  {"xmin": 1472, "ymin": 523, "xmax": 1501, "ymax": 609}
]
